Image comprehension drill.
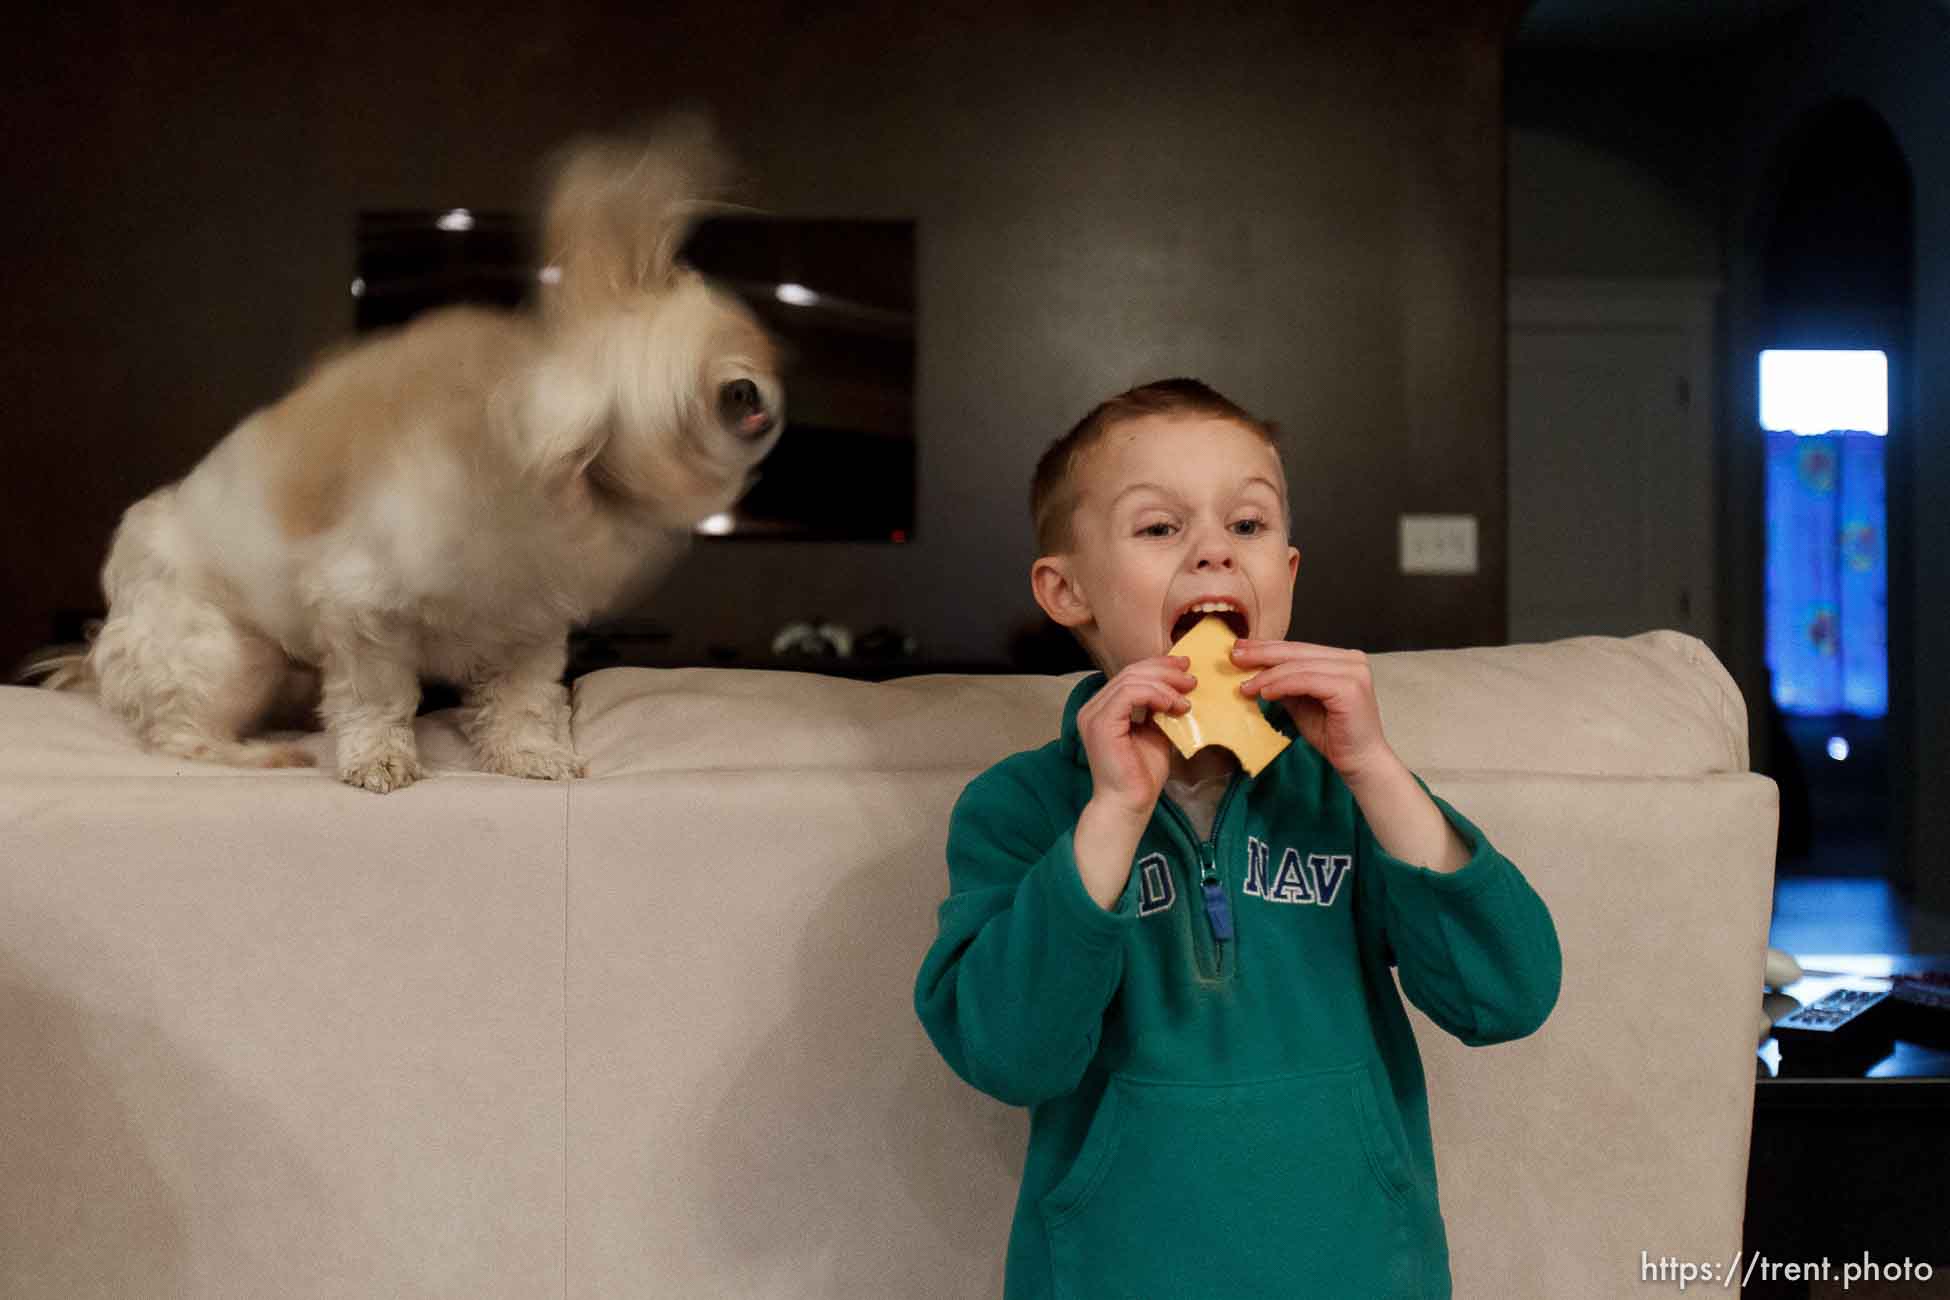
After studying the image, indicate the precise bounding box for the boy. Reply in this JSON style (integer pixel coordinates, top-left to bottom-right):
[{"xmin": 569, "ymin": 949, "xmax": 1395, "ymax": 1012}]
[{"xmin": 914, "ymin": 379, "xmax": 1561, "ymax": 1299}]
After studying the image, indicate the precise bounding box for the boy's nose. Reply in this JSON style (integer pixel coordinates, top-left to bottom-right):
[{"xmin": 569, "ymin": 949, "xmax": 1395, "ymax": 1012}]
[{"xmin": 1191, "ymin": 530, "xmax": 1236, "ymax": 570}]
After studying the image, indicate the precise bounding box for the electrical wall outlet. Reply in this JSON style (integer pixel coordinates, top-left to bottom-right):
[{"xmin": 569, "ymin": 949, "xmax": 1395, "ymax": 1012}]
[{"xmin": 1399, "ymin": 514, "xmax": 1478, "ymax": 575}]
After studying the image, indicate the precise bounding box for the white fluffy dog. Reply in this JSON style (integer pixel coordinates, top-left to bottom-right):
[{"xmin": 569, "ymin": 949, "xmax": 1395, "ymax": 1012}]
[{"xmin": 29, "ymin": 120, "xmax": 783, "ymax": 792}]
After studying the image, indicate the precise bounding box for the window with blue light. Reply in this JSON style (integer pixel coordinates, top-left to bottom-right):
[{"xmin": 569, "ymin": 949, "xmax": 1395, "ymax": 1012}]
[{"xmin": 1762, "ymin": 350, "xmax": 1887, "ymax": 719}]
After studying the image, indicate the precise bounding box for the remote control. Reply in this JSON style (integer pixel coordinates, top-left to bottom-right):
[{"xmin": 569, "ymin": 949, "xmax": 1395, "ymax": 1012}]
[
  {"xmin": 1890, "ymin": 971, "xmax": 1950, "ymax": 1012},
  {"xmin": 1888, "ymin": 972, "xmax": 1950, "ymax": 1047},
  {"xmin": 1771, "ymin": 986, "xmax": 1895, "ymax": 1053}
]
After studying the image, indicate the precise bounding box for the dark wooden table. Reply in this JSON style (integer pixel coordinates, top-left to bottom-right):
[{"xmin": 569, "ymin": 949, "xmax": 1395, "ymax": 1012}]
[{"xmin": 1744, "ymin": 955, "xmax": 1950, "ymax": 1297}]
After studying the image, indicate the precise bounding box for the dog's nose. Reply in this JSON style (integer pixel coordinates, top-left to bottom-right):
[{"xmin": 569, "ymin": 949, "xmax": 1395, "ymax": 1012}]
[{"xmin": 719, "ymin": 378, "xmax": 773, "ymax": 439}]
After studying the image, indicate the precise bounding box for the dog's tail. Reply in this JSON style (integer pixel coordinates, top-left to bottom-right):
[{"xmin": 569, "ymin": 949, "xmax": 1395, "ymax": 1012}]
[{"xmin": 16, "ymin": 624, "xmax": 101, "ymax": 692}]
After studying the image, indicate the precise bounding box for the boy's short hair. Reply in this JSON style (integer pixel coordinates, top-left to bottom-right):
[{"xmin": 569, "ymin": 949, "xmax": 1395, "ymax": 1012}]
[{"xmin": 1029, "ymin": 378, "xmax": 1282, "ymax": 555}]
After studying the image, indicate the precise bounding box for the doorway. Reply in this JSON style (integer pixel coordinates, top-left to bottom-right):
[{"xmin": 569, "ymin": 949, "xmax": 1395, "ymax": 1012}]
[
  {"xmin": 1507, "ymin": 279, "xmax": 1718, "ymax": 645},
  {"xmin": 1755, "ymin": 101, "xmax": 1913, "ymax": 930}
]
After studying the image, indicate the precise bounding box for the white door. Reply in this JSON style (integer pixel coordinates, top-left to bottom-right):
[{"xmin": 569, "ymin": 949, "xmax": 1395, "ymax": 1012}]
[{"xmin": 1507, "ymin": 279, "xmax": 1719, "ymax": 645}]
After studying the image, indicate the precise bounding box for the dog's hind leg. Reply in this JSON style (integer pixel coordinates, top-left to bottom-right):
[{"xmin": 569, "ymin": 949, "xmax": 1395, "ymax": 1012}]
[
  {"xmin": 92, "ymin": 591, "xmax": 316, "ymax": 769},
  {"xmin": 89, "ymin": 493, "xmax": 315, "ymax": 770}
]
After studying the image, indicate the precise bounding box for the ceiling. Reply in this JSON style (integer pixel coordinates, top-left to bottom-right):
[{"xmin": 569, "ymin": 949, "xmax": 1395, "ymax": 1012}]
[{"xmin": 1512, "ymin": 0, "xmax": 1815, "ymax": 48}]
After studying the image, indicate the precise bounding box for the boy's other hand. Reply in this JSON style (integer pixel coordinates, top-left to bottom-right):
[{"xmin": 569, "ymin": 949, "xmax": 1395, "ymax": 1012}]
[
  {"xmin": 1078, "ymin": 656, "xmax": 1193, "ymax": 822},
  {"xmin": 1231, "ymin": 640, "xmax": 1394, "ymax": 783},
  {"xmin": 1074, "ymin": 656, "xmax": 1193, "ymax": 909}
]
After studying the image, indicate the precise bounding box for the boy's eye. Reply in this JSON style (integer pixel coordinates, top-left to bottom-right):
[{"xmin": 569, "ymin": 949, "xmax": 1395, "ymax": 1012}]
[
  {"xmin": 1137, "ymin": 521, "xmax": 1178, "ymax": 538},
  {"xmin": 1231, "ymin": 517, "xmax": 1267, "ymax": 536}
]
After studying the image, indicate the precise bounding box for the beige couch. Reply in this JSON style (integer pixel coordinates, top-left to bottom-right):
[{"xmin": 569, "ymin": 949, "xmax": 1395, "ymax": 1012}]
[{"xmin": 0, "ymin": 630, "xmax": 1776, "ymax": 1298}]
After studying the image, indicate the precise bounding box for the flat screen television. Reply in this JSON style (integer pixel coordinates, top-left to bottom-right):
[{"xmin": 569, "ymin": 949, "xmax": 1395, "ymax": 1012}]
[{"xmin": 352, "ymin": 210, "xmax": 916, "ymax": 542}]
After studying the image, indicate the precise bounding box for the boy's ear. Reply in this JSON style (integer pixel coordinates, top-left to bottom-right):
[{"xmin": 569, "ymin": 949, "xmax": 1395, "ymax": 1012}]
[
  {"xmin": 1030, "ymin": 555, "xmax": 1093, "ymax": 630},
  {"xmin": 1288, "ymin": 545, "xmax": 1301, "ymax": 583}
]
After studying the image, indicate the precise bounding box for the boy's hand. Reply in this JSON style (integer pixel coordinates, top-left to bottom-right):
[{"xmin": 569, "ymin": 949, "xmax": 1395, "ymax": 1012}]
[
  {"xmin": 1233, "ymin": 638, "xmax": 1470, "ymax": 872},
  {"xmin": 1230, "ymin": 640, "xmax": 1394, "ymax": 783},
  {"xmin": 1077, "ymin": 655, "xmax": 1194, "ymax": 821},
  {"xmin": 1072, "ymin": 656, "xmax": 1193, "ymax": 909}
]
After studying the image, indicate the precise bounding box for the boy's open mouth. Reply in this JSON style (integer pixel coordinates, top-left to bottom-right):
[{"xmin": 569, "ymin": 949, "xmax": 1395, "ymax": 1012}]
[{"xmin": 1169, "ymin": 599, "xmax": 1250, "ymax": 646}]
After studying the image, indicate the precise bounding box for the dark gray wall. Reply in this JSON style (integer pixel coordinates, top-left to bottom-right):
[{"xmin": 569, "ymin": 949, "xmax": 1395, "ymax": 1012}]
[
  {"xmin": 1505, "ymin": 47, "xmax": 1727, "ymax": 280},
  {"xmin": 2, "ymin": 1, "xmax": 1520, "ymax": 676}
]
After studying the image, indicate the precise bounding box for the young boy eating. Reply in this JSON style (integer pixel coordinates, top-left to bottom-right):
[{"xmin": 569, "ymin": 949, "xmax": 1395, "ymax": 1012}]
[{"xmin": 914, "ymin": 378, "xmax": 1561, "ymax": 1299}]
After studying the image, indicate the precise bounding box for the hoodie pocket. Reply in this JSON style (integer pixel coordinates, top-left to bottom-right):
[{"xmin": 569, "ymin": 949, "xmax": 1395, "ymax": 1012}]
[{"xmin": 1040, "ymin": 1063, "xmax": 1422, "ymax": 1300}]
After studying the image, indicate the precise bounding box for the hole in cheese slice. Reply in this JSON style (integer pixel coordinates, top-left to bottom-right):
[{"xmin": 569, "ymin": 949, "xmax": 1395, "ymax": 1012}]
[{"xmin": 1152, "ymin": 614, "xmax": 1292, "ymax": 778}]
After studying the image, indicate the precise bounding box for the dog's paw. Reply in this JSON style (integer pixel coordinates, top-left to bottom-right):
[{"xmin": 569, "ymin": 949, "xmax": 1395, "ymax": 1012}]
[
  {"xmin": 480, "ymin": 744, "xmax": 588, "ymax": 781},
  {"xmin": 339, "ymin": 745, "xmax": 423, "ymax": 793}
]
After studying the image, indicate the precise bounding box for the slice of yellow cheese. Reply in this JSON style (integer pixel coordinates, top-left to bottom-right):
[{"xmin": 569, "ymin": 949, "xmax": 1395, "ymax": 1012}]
[{"xmin": 1152, "ymin": 615, "xmax": 1292, "ymax": 778}]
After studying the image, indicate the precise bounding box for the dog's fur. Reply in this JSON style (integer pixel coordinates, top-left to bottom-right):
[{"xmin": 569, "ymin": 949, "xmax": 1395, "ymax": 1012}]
[{"xmin": 25, "ymin": 119, "xmax": 783, "ymax": 792}]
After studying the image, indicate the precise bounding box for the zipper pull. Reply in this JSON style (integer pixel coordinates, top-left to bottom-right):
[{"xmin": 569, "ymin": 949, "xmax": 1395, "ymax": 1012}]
[
  {"xmin": 1201, "ymin": 882, "xmax": 1235, "ymax": 942},
  {"xmin": 1198, "ymin": 843, "xmax": 1234, "ymax": 942}
]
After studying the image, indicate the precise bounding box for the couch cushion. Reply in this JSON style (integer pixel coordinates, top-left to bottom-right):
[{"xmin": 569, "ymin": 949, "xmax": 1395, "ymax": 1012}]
[
  {"xmin": 571, "ymin": 666, "xmax": 1083, "ymax": 776},
  {"xmin": 556, "ymin": 763, "xmax": 1777, "ymax": 1299},
  {"xmin": 571, "ymin": 629, "xmax": 1748, "ymax": 780}
]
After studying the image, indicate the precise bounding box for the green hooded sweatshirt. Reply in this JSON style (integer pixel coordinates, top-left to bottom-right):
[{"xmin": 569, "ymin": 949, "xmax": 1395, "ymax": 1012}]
[{"xmin": 915, "ymin": 674, "xmax": 1562, "ymax": 1299}]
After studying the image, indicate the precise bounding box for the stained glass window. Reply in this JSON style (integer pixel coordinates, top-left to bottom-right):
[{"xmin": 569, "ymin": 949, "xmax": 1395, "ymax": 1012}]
[{"xmin": 1762, "ymin": 351, "xmax": 1887, "ymax": 718}]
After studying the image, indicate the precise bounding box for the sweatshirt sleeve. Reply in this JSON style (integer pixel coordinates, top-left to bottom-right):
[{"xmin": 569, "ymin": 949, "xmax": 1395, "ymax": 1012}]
[
  {"xmin": 913, "ymin": 761, "xmax": 1137, "ymax": 1107},
  {"xmin": 1354, "ymin": 779, "xmax": 1562, "ymax": 1046}
]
